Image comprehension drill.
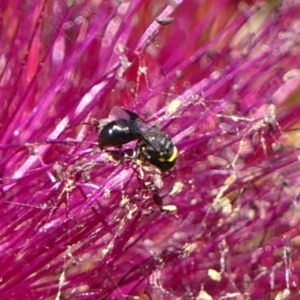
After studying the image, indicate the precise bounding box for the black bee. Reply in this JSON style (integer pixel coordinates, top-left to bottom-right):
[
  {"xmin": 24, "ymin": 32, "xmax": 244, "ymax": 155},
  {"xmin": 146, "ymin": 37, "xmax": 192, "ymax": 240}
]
[{"xmin": 97, "ymin": 107, "xmax": 177, "ymax": 171}]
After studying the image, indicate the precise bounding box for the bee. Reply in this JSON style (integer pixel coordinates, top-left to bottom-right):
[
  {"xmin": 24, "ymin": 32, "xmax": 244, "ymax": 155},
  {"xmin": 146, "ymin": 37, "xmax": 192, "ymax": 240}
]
[{"xmin": 97, "ymin": 107, "xmax": 177, "ymax": 171}]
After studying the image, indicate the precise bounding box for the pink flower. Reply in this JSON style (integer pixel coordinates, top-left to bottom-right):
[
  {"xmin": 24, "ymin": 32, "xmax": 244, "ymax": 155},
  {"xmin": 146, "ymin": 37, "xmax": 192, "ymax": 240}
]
[{"xmin": 1, "ymin": 0, "xmax": 300, "ymax": 299}]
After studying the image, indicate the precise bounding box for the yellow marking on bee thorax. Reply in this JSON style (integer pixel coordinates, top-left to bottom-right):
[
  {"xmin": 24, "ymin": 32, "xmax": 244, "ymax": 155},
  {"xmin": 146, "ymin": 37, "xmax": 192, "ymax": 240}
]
[{"xmin": 158, "ymin": 146, "xmax": 177, "ymax": 162}]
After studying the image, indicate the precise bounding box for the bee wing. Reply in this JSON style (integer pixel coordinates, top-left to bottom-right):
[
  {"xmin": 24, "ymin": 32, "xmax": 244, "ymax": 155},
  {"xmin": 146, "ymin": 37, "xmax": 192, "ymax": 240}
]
[
  {"xmin": 109, "ymin": 106, "xmax": 150, "ymax": 136},
  {"xmin": 109, "ymin": 107, "xmax": 140, "ymax": 121},
  {"xmin": 138, "ymin": 125, "xmax": 165, "ymax": 153},
  {"xmin": 108, "ymin": 107, "xmax": 164, "ymax": 152}
]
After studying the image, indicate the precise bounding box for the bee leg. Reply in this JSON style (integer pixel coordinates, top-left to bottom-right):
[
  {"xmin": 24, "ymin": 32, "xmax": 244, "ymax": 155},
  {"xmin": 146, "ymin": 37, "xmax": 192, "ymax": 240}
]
[
  {"xmin": 110, "ymin": 148, "xmax": 136, "ymax": 168},
  {"xmin": 102, "ymin": 147, "xmax": 124, "ymax": 161},
  {"xmin": 153, "ymin": 192, "xmax": 164, "ymax": 206},
  {"xmin": 138, "ymin": 146, "xmax": 151, "ymax": 161},
  {"xmin": 123, "ymin": 149, "xmax": 137, "ymax": 159}
]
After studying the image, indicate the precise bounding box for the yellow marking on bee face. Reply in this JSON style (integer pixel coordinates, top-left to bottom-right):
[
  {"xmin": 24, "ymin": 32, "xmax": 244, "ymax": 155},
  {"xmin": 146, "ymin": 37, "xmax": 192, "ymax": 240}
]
[{"xmin": 158, "ymin": 146, "xmax": 177, "ymax": 162}]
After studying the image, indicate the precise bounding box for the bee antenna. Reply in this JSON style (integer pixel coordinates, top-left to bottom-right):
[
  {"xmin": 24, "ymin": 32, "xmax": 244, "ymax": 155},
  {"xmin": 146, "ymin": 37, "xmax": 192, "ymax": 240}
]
[
  {"xmin": 65, "ymin": 120, "xmax": 97, "ymax": 130},
  {"xmin": 76, "ymin": 122, "xmax": 91, "ymax": 126},
  {"xmin": 74, "ymin": 118, "xmax": 100, "ymax": 127}
]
